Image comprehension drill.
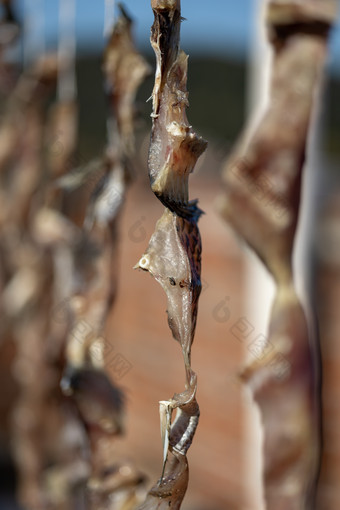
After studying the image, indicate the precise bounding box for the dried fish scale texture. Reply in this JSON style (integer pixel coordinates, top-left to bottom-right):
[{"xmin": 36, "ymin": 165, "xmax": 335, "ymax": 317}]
[
  {"xmin": 136, "ymin": 1, "xmax": 206, "ymax": 508},
  {"xmin": 138, "ymin": 208, "xmax": 201, "ymax": 358},
  {"xmin": 148, "ymin": 0, "xmax": 207, "ymax": 213},
  {"xmin": 139, "ymin": 452, "xmax": 188, "ymax": 510},
  {"xmin": 218, "ymin": 1, "xmax": 335, "ymax": 508}
]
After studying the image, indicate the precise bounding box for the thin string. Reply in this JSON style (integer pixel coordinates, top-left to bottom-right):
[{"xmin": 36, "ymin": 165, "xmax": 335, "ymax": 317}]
[
  {"xmin": 104, "ymin": 0, "xmax": 116, "ymax": 38},
  {"xmin": 58, "ymin": 0, "xmax": 76, "ymax": 102},
  {"xmin": 23, "ymin": 0, "xmax": 45, "ymax": 69}
]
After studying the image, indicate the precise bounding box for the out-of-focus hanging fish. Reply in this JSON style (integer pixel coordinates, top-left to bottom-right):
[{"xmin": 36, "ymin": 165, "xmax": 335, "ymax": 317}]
[
  {"xmin": 217, "ymin": 1, "xmax": 336, "ymax": 508},
  {"xmin": 55, "ymin": 5, "xmax": 150, "ymax": 510}
]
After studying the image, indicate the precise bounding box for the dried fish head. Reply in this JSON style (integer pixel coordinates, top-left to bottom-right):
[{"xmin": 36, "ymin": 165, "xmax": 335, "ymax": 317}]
[{"xmin": 61, "ymin": 366, "xmax": 125, "ymax": 435}]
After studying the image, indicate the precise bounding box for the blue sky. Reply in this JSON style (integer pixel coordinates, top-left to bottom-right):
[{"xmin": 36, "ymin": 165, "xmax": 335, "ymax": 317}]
[{"xmin": 13, "ymin": 0, "xmax": 340, "ymax": 75}]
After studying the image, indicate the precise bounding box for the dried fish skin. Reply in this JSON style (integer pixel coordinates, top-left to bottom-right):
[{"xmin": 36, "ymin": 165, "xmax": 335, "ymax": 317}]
[
  {"xmin": 140, "ymin": 389, "xmax": 199, "ymax": 509},
  {"xmin": 0, "ymin": 55, "xmax": 62, "ymax": 510},
  {"xmin": 104, "ymin": 4, "xmax": 151, "ymax": 157},
  {"xmin": 135, "ymin": 1, "xmax": 206, "ymax": 508},
  {"xmin": 136, "ymin": 207, "xmax": 201, "ymax": 358},
  {"xmin": 148, "ymin": 1, "xmax": 207, "ymax": 213},
  {"xmin": 61, "ymin": 4, "xmax": 151, "ymax": 371},
  {"xmin": 218, "ymin": 31, "xmax": 329, "ymax": 285},
  {"xmin": 50, "ymin": 7, "xmax": 150, "ymax": 509},
  {"xmin": 139, "ymin": 454, "xmax": 188, "ymax": 510},
  {"xmin": 247, "ymin": 289, "xmax": 317, "ymax": 509},
  {"xmin": 169, "ymin": 397, "xmax": 199, "ymax": 456},
  {"xmin": 218, "ymin": 0, "xmax": 336, "ymax": 507}
]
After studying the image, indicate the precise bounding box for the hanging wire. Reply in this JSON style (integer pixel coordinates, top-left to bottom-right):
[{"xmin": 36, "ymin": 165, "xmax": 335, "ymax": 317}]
[
  {"xmin": 23, "ymin": 0, "xmax": 45, "ymax": 68},
  {"xmin": 58, "ymin": 0, "xmax": 76, "ymax": 102},
  {"xmin": 0, "ymin": 0, "xmax": 21, "ymax": 68},
  {"xmin": 104, "ymin": 0, "xmax": 115, "ymax": 38}
]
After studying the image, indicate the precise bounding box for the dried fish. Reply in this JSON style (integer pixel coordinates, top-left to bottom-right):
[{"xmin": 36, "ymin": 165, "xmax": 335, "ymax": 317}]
[
  {"xmin": 218, "ymin": 0, "xmax": 336, "ymax": 507},
  {"xmin": 2, "ymin": 3, "xmax": 149, "ymax": 510},
  {"xmin": 56, "ymin": 6, "xmax": 150, "ymax": 509},
  {"xmin": 315, "ymin": 195, "xmax": 340, "ymax": 509},
  {"xmin": 3, "ymin": 56, "xmax": 60, "ymax": 510},
  {"xmin": 61, "ymin": 5, "xmax": 150, "ymax": 374},
  {"xmin": 135, "ymin": 1, "xmax": 206, "ymax": 508}
]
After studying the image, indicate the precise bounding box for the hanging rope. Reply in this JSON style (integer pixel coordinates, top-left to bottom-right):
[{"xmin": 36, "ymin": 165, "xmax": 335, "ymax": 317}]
[
  {"xmin": 104, "ymin": 0, "xmax": 115, "ymax": 38},
  {"xmin": 23, "ymin": 0, "xmax": 45, "ymax": 68},
  {"xmin": 58, "ymin": 0, "xmax": 76, "ymax": 102}
]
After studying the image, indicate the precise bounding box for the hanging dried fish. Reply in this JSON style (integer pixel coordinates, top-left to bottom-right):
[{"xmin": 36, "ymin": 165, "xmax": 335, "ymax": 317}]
[
  {"xmin": 0, "ymin": 55, "xmax": 58, "ymax": 233},
  {"xmin": 315, "ymin": 194, "xmax": 340, "ymax": 509},
  {"xmin": 135, "ymin": 1, "xmax": 207, "ymax": 508},
  {"xmin": 23, "ymin": 10, "xmax": 91, "ymax": 507},
  {"xmin": 56, "ymin": 6, "xmax": 150, "ymax": 509},
  {"xmin": 217, "ymin": 1, "xmax": 336, "ymax": 508},
  {"xmin": 0, "ymin": 0, "xmax": 21, "ymax": 322},
  {"xmin": 61, "ymin": 4, "xmax": 150, "ymax": 377},
  {"xmin": 2, "ymin": 56, "xmax": 60, "ymax": 510},
  {"xmin": 1, "ymin": 2, "xmax": 148, "ymax": 509},
  {"xmin": 2, "ymin": 4, "xmax": 89, "ymax": 508}
]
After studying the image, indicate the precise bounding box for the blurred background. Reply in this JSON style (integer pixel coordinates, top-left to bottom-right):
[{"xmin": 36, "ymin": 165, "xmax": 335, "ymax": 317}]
[
  {"xmin": 0, "ymin": 1, "xmax": 339, "ymax": 509},
  {"xmin": 9, "ymin": 0, "xmax": 340, "ymax": 158}
]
